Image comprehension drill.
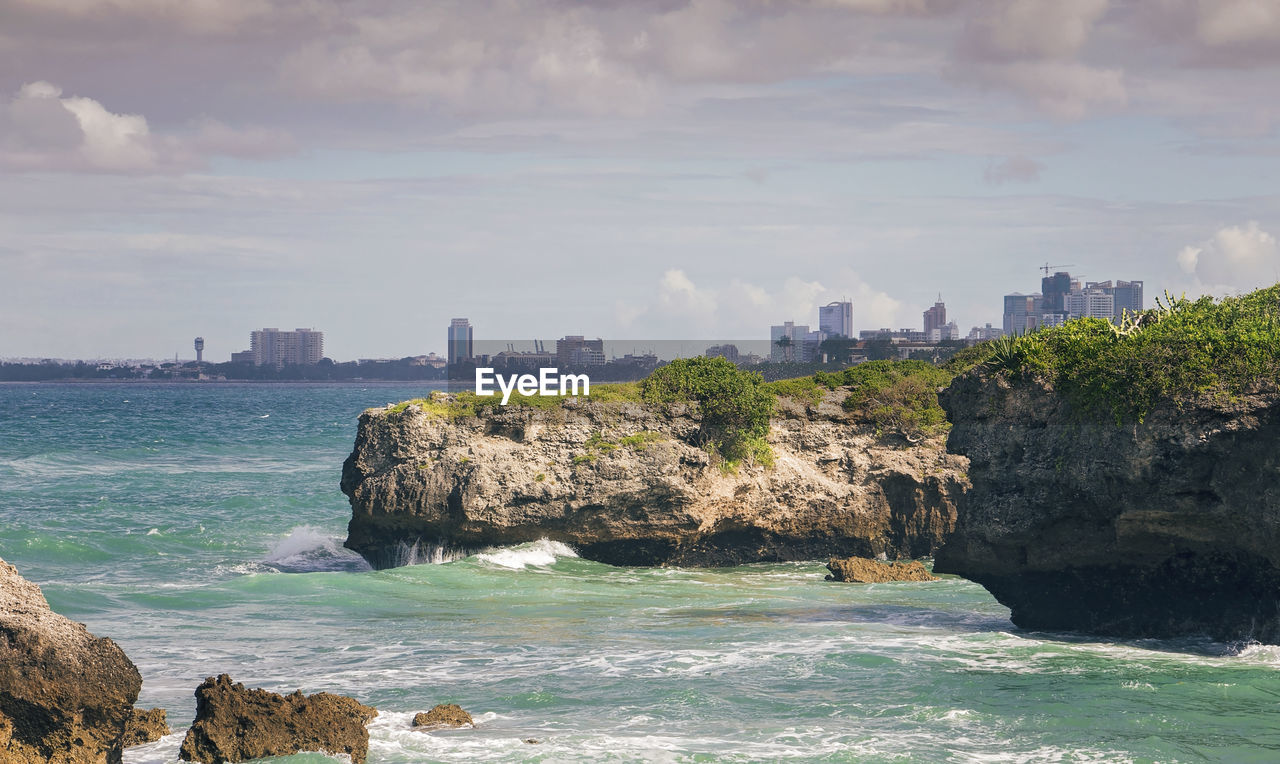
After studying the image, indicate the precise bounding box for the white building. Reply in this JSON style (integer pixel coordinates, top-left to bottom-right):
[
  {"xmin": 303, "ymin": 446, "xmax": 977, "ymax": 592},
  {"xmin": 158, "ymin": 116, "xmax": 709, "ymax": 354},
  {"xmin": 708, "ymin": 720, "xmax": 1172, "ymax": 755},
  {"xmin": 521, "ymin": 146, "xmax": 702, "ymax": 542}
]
[
  {"xmin": 1066, "ymin": 289, "xmax": 1115, "ymax": 321},
  {"xmin": 770, "ymin": 322, "xmax": 809, "ymax": 362},
  {"xmin": 818, "ymin": 301, "xmax": 853, "ymax": 338},
  {"xmin": 250, "ymin": 328, "xmax": 323, "ymax": 366}
]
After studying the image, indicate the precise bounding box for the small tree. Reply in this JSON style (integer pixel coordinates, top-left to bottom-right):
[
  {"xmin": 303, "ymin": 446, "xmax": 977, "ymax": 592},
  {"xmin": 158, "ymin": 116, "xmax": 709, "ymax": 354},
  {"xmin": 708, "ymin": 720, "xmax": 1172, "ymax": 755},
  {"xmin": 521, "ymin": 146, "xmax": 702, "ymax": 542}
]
[{"xmin": 641, "ymin": 357, "xmax": 775, "ymax": 464}]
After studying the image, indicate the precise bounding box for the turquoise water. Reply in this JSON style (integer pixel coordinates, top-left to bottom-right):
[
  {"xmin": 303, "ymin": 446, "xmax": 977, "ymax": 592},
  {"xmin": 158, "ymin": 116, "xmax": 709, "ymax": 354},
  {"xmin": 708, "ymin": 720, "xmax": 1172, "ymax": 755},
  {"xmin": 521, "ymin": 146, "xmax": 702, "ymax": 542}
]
[{"xmin": 3, "ymin": 383, "xmax": 1280, "ymax": 763}]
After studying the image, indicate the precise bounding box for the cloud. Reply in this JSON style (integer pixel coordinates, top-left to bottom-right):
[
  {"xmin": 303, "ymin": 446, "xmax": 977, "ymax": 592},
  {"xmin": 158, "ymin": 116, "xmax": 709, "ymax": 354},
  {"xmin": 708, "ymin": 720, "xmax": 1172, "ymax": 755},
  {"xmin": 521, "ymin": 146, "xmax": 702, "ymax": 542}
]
[
  {"xmin": 622, "ymin": 268, "xmax": 901, "ymax": 337},
  {"xmin": 952, "ymin": 0, "xmax": 1126, "ymax": 119},
  {"xmin": 0, "ymin": 81, "xmax": 294, "ymax": 173},
  {"xmin": 1176, "ymin": 221, "xmax": 1280, "ymax": 292},
  {"xmin": 983, "ymin": 154, "xmax": 1045, "ymax": 185}
]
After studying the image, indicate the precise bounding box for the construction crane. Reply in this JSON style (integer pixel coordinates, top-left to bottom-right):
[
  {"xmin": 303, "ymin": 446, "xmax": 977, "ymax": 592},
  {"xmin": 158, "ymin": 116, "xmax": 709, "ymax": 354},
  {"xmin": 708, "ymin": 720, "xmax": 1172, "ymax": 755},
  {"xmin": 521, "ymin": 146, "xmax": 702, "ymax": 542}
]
[{"xmin": 1040, "ymin": 263, "xmax": 1075, "ymax": 275}]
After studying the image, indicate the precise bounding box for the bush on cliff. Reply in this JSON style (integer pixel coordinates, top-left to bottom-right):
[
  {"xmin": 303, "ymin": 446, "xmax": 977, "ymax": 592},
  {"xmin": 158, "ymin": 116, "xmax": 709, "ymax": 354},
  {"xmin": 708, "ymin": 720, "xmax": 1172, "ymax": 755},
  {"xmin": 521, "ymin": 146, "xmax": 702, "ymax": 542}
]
[
  {"xmin": 973, "ymin": 285, "xmax": 1280, "ymax": 422},
  {"xmin": 641, "ymin": 356, "xmax": 775, "ymax": 466}
]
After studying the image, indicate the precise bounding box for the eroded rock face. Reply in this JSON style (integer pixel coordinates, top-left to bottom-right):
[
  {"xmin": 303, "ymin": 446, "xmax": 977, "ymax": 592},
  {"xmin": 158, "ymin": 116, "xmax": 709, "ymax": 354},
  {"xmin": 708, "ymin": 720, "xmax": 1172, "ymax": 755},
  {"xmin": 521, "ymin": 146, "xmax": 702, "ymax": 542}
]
[
  {"xmin": 178, "ymin": 674, "xmax": 377, "ymax": 764},
  {"xmin": 0, "ymin": 557, "xmax": 142, "ymax": 764},
  {"xmin": 121, "ymin": 707, "xmax": 170, "ymax": 748},
  {"xmin": 412, "ymin": 703, "xmax": 473, "ymax": 728},
  {"xmin": 825, "ymin": 557, "xmax": 938, "ymax": 583},
  {"xmin": 934, "ymin": 372, "xmax": 1280, "ymax": 641},
  {"xmin": 342, "ymin": 393, "xmax": 968, "ymax": 568}
]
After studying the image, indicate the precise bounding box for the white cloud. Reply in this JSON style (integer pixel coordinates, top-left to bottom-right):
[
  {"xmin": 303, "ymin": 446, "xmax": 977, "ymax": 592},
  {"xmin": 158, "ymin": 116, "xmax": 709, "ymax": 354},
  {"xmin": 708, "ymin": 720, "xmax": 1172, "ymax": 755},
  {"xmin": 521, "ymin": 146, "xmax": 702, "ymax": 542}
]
[
  {"xmin": 628, "ymin": 268, "xmax": 901, "ymax": 337},
  {"xmin": 0, "ymin": 81, "xmax": 294, "ymax": 174},
  {"xmin": 1176, "ymin": 221, "xmax": 1280, "ymax": 292}
]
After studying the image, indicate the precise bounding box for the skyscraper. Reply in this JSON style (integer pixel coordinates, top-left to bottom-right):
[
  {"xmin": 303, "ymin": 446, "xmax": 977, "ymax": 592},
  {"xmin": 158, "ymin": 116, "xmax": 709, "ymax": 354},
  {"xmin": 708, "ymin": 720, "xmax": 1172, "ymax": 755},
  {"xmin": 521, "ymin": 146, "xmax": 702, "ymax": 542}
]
[
  {"xmin": 1041, "ymin": 271, "xmax": 1072, "ymax": 317},
  {"xmin": 447, "ymin": 319, "xmax": 473, "ymax": 366},
  {"xmin": 923, "ymin": 297, "xmax": 946, "ymax": 337},
  {"xmin": 194, "ymin": 337, "xmax": 204, "ymax": 364},
  {"xmin": 1111, "ymin": 280, "xmax": 1144, "ymax": 320},
  {"xmin": 1003, "ymin": 293, "xmax": 1042, "ymax": 335},
  {"xmin": 818, "ymin": 301, "xmax": 853, "ymax": 338}
]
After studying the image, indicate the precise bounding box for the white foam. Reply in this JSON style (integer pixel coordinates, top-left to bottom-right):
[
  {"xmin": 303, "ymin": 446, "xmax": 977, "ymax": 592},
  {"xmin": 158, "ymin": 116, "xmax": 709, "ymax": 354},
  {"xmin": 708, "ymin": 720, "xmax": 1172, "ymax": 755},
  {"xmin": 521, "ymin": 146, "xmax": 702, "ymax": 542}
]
[
  {"xmin": 475, "ymin": 539, "xmax": 578, "ymax": 570},
  {"xmin": 262, "ymin": 525, "xmax": 372, "ymax": 573}
]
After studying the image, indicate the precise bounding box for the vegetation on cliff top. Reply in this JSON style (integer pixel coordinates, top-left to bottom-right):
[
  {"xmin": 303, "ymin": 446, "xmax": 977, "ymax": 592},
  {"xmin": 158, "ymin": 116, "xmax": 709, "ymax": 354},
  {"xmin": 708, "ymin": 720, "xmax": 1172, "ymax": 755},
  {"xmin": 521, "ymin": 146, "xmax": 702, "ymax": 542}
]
[
  {"xmin": 380, "ymin": 356, "xmax": 957, "ymax": 444},
  {"xmin": 974, "ymin": 285, "xmax": 1280, "ymax": 422},
  {"xmin": 641, "ymin": 357, "xmax": 775, "ymax": 467}
]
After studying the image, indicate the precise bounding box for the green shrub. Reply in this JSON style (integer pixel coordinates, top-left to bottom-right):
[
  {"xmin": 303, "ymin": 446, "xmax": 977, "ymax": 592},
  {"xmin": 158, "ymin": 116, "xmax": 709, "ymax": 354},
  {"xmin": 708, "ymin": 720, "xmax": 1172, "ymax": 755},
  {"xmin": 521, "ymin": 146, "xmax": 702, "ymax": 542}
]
[
  {"xmin": 972, "ymin": 285, "xmax": 1280, "ymax": 423},
  {"xmin": 641, "ymin": 357, "xmax": 775, "ymax": 465},
  {"xmin": 837, "ymin": 360, "xmax": 953, "ymax": 435}
]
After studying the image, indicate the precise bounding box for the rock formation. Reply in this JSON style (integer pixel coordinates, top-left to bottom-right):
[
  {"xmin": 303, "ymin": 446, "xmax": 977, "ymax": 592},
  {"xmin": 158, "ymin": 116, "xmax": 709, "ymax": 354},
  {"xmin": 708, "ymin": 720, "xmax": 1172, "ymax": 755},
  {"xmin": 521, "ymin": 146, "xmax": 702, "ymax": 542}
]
[
  {"xmin": 0, "ymin": 557, "xmax": 142, "ymax": 764},
  {"xmin": 342, "ymin": 392, "xmax": 967, "ymax": 568},
  {"xmin": 121, "ymin": 708, "xmax": 170, "ymax": 747},
  {"xmin": 412, "ymin": 703, "xmax": 473, "ymax": 728},
  {"xmin": 178, "ymin": 674, "xmax": 377, "ymax": 764},
  {"xmin": 826, "ymin": 556, "xmax": 938, "ymax": 583},
  {"xmin": 935, "ymin": 371, "xmax": 1280, "ymax": 641}
]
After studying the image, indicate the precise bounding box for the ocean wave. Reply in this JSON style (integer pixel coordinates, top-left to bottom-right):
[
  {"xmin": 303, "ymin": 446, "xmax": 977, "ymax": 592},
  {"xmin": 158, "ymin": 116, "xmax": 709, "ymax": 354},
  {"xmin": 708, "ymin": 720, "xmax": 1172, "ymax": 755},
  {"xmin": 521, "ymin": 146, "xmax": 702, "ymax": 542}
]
[
  {"xmin": 474, "ymin": 539, "xmax": 578, "ymax": 570},
  {"xmin": 262, "ymin": 526, "xmax": 372, "ymax": 574}
]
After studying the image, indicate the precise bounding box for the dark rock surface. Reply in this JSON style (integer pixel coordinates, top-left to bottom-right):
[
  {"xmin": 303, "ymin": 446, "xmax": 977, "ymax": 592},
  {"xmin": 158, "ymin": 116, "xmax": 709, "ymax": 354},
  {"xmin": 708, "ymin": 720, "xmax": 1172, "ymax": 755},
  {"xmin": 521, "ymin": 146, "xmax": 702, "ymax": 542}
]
[
  {"xmin": 178, "ymin": 674, "xmax": 377, "ymax": 764},
  {"xmin": 412, "ymin": 703, "xmax": 473, "ymax": 728},
  {"xmin": 121, "ymin": 707, "xmax": 170, "ymax": 747},
  {"xmin": 934, "ymin": 372, "xmax": 1280, "ymax": 641},
  {"xmin": 342, "ymin": 394, "xmax": 967, "ymax": 568},
  {"xmin": 825, "ymin": 556, "xmax": 938, "ymax": 583},
  {"xmin": 0, "ymin": 556, "xmax": 142, "ymax": 764}
]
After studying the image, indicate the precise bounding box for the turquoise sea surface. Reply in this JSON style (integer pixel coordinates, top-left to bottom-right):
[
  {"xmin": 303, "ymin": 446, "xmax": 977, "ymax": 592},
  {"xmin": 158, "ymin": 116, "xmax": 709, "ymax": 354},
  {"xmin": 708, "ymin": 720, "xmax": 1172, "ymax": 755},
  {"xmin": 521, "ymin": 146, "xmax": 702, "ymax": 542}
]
[{"xmin": 3, "ymin": 382, "xmax": 1280, "ymax": 763}]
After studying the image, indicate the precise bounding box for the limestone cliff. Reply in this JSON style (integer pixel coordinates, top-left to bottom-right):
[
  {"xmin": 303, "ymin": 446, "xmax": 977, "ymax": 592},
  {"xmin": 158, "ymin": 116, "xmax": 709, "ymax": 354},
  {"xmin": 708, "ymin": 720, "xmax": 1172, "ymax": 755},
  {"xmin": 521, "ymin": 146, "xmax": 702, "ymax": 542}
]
[
  {"xmin": 934, "ymin": 371, "xmax": 1280, "ymax": 642},
  {"xmin": 0, "ymin": 557, "xmax": 142, "ymax": 764},
  {"xmin": 341, "ymin": 392, "xmax": 967, "ymax": 568}
]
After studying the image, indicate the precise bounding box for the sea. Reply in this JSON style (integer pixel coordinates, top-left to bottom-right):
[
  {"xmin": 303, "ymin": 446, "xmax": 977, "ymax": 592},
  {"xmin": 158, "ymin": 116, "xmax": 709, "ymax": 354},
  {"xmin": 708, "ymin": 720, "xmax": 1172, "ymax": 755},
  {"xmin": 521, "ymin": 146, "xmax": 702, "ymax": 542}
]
[{"xmin": 2, "ymin": 382, "xmax": 1279, "ymax": 763}]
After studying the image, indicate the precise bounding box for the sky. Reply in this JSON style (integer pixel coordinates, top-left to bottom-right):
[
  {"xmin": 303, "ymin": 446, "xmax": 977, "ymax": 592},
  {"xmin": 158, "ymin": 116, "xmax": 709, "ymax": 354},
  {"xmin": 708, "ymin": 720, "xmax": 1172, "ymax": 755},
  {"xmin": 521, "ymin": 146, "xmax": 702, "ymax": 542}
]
[{"xmin": 3, "ymin": 0, "xmax": 1280, "ymax": 361}]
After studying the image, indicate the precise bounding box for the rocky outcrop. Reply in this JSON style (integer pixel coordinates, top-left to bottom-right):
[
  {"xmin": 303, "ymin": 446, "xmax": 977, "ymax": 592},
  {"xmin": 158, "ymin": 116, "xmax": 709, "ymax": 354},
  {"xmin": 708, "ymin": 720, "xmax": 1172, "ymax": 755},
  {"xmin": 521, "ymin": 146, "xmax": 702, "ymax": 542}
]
[
  {"xmin": 935, "ymin": 372, "xmax": 1280, "ymax": 641},
  {"xmin": 178, "ymin": 674, "xmax": 377, "ymax": 764},
  {"xmin": 826, "ymin": 557, "xmax": 938, "ymax": 583},
  {"xmin": 412, "ymin": 704, "xmax": 473, "ymax": 728},
  {"xmin": 342, "ymin": 392, "xmax": 967, "ymax": 568},
  {"xmin": 121, "ymin": 708, "xmax": 170, "ymax": 747},
  {"xmin": 0, "ymin": 557, "xmax": 142, "ymax": 764}
]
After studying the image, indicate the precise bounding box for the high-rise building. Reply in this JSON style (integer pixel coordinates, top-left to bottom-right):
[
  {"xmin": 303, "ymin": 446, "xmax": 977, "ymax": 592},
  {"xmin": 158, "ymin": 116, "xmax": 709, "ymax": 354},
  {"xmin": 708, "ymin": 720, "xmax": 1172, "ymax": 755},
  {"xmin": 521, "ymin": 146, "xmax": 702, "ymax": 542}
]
[
  {"xmin": 556, "ymin": 335, "xmax": 605, "ymax": 367},
  {"xmin": 1067, "ymin": 288, "xmax": 1116, "ymax": 321},
  {"xmin": 194, "ymin": 337, "xmax": 204, "ymax": 364},
  {"xmin": 818, "ymin": 301, "xmax": 853, "ymax": 338},
  {"xmin": 770, "ymin": 322, "xmax": 808, "ymax": 362},
  {"xmin": 447, "ymin": 319, "xmax": 473, "ymax": 366},
  {"xmin": 1110, "ymin": 280, "xmax": 1144, "ymax": 320},
  {"xmin": 705, "ymin": 344, "xmax": 740, "ymax": 363},
  {"xmin": 923, "ymin": 297, "xmax": 946, "ymax": 336},
  {"xmin": 1041, "ymin": 271, "xmax": 1073, "ymax": 317},
  {"xmin": 1002, "ymin": 293, "xmax": 1042, "ymax": 335},
  {"xmin": 249, "ymin": 328, "xmax": 323, "ymax": 367}
]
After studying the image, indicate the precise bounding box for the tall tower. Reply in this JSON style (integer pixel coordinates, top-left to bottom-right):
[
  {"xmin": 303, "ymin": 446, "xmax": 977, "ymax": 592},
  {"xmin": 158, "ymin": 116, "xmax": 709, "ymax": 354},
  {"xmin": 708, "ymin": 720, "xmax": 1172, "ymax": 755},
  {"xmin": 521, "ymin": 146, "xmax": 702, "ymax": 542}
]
[{"xmin": 194, "ymin": 337, "xmax": 204, "ymax": 364}]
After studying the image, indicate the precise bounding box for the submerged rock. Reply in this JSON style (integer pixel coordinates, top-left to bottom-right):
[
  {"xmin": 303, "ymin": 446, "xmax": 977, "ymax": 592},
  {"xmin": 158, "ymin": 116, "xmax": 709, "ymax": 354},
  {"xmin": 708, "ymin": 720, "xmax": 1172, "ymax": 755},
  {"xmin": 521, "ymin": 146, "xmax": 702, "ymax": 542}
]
[
  {"xmin": 178, "ymin": 674, "xmax": 377, "ymax": 764},
  {"xmin": 0, "ymin": 556, "xmax": 142, "ymax": 764},
  {"xmin": 121, "ymin": 707, "xmax": 170, "ymax": 747},
  {"xmin": 826, "ymin": 556, "xmax": 938, "ymax": 583},
  {"xmin": 412, "ymin": 703, "xmax": 473, "ymax": 728},
  {"xmin": 341, "ymin": 394, "xmax": 967, "ymax": 568},
  {"xmin": 935, "ymin": 372, "xmax": 1280, "ymax": 641}
]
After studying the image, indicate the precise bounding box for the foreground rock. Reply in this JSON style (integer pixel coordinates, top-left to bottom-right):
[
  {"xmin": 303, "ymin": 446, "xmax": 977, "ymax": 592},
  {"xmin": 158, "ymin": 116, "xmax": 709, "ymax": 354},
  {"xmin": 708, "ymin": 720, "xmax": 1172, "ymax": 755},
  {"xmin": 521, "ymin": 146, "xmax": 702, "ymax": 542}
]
[
  {"xmin": 342, "ymin": 393, "xmax": 967, "ymax": 568},
  {"xmin": 121, "ymin": 708, "xmax": 170, "ymax": 747},
  {"xmin": 412, "ymin": 703, "xmax": 473, "ymax": 728},
  {"xmin": 826, "ymin": 556, "xmax": 938, "ymax": 583},
  {"xmin": 178, "ymin": 675, "xmax": 377, "ymax": 764},
  {"xmin": 0, "ymin": 557, "xmax": 142, "ymax": 764},
  {"xmin": 935, "ymin": 372, "xmax": 1280, "ymax": 641}
]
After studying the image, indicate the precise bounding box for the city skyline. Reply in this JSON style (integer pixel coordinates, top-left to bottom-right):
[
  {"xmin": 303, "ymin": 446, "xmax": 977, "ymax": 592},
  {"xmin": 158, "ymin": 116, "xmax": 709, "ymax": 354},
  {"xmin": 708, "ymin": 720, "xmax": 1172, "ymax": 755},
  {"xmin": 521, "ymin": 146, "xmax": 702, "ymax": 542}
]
[{"xmin": 3, "ymin": 2, "xmax": 1280, "ymax": 359}]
